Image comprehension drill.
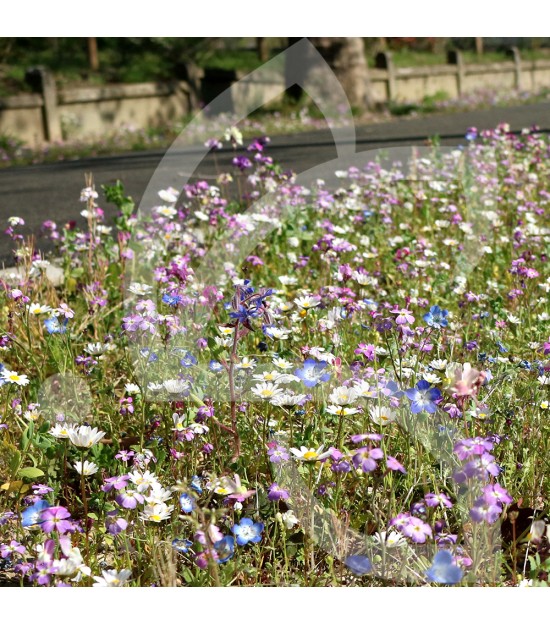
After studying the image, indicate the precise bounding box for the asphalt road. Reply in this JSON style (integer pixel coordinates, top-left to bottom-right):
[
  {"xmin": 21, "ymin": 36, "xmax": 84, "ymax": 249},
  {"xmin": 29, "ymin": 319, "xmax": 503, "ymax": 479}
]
[{"xmin": 1, "ymin": 101, "xmax": 550, "ymax": 264}]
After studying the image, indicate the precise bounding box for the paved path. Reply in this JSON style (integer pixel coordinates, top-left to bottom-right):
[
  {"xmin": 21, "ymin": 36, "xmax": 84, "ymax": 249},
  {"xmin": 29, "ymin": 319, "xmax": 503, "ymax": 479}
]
[{"xmin": 1, "ymin": 101, "xmax": 549, "ymax": 264}]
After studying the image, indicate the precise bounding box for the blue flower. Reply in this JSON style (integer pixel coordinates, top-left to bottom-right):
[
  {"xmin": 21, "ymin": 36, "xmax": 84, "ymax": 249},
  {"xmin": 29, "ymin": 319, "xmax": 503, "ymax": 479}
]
[
  {"xmin": 172, "ymin": 538, "xmax": 193, "ymax": 553},
  {"xmin": 423, "ymin": 305, "xmax": 448, "ymax": 329},
  {"xmin": 209, "ymin": 360, "xmax": 224, "ymax": 373},
  {"xmin": 162, "ymin": 293, "xmax": 184, "ymax": 307},
  {"xmin": 190, "ymin": 475, "xmax": 203, "ymax": 494},
  {"xmin": 345, "ymin": 554, "xmax": 372, "ymax": 576},
  {"xmin": 214, "ymin": 536, "xmax": 235, "ymax": 563},
  {"xmin": 179, "ymin": 493, "xmax": 196, "ymax": 514},
  {"xmin": 21, "ymin": 500, "xmax": 50, "ymax": 528},
  {"xmin": 44, "ymin": 316, "xmax": 68, "ymax": 334},
  {"xmin": 294, "ymin": 359, "xmax": 331, "ymax": 388},
  {"xmin": 425, "ymin": 550, "xmax": 464, "ymax": 584},
  {"xmin": 231, "ymin": 517, "xmax": 264, "ymax": 546},
  {"xmin": 405, "ymin": 380, "xmax": 441, "ymax": 414},
  {"xmin": 179, "ymin": 352, "xmax": 197, "ymax": 368}
]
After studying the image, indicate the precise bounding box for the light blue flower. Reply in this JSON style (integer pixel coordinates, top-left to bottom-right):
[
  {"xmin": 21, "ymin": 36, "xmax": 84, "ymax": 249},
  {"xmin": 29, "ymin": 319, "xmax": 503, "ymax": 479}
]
[
  {"xmin": 425, "ymin": 550, "xmax": 464, "ymax": 584},
  {"xmin": 231, "ymin": 517, "xmax": 264, "ymax": 546}
]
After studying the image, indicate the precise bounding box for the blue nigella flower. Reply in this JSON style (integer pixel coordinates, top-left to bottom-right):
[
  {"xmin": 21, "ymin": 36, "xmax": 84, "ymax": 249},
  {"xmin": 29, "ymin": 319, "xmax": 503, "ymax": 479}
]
[
  {"xmin": 423, "ymin": 305, "xmax": 449, "ymax": 329},
  {"xmin": 425, "ymin": 550, "xmax": 464, "ymax": 585},
  {"xmin": 21, "ymin": 499, "xmax": 50, "ymax": 528},
  {"xmin": 162, "ymin": 293, "xmax": 184, "ymax": 307},
  {"xmin": 190, "ymin": 475, "xmax": 203, "ymax": 494},
  {"xmin": 172, "ymin": 538, "xmax": 193, "ymax": 553},
  {"xmin": 209, "ymin": 360, "xmax": 224, "ymax": 373},
  {"xmin": 496, "ymin": 341, "xmax": 508, "ymax": 353},
  {"xmin": 345, "ymin": 554, "xmax": 372, "ymax": 576},
  {"xmin": 294, "ymin": 359, "xmax": 331, "ymax": 388},
  {"xmin": 179, "ymin": 493, "xmax": 196, "ymax": 514},
  {"xmin": 214, "ymin": 536, "xmax": 235, "ymax": 563},
  {"xmin": 231, "ymin": 517, "xmax": 264, "ymax": 546},
  {"xmin": 405, "ymin": 380, "xmax": 442, "ymax": 414},
  {"xmin": 44, "ymin": 316, "xmax": 68, "ymax": 334},
  {"xmin": 180, "ymin": 352, "xmax": 197, "ymax": 368}
]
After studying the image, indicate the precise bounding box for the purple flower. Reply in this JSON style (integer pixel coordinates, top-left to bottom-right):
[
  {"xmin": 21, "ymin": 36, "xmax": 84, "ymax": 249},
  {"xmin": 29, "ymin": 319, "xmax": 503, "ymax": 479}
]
[
  {"xmin": 470, "ymin": 497, "xmax": 502, "ymax": 524},
  {"xmin": 268, "ymin": 445, "xmax": 290, "ymax": 464},
  {"xmin": 483, "ymin": 483, "xmax": 513, "ymax": 507},
  {"xmin": 31, "ymin": 560, "xmax": 58, "ymax": 585},
  {"xmin": 425, "ymin": 492, "xmax": 453, "ymax": 508},
  {"xmin": 392, "ymin": 307, "xmax": 415, "ymax": 325},
  {"xmin": 352, "ymin": 447, "xmax": 384, "ymax": 472},
  {"xmin": 102, "ymin": 475, "xmax": 129, "ymax": 493},
  {"xmin": 267, "ymin": 483, "xmax": 289, "ymax": 502},
  {"xmin": 32, "ymin": 484, "xmax": 53, "ymax": 496},
  {"xmin": 402, "ymin": 516, "xmax": 433, "ymax": 543},
  {"xmin": 106, "ymin": 511, "xmax": 128, "ymax": 536},
  {"xmin": 40, "ymin": 506, "xmax": 72, "ymax": 534},
  {"xmin": 294, "ymin": 359, "xmax": 331, "ymax": 388},
  {"xmin": 0, "ymin": 540, "xmax": 26, "ymax": 559},
  {"xmin": 386, "ymin": 456, "xmax": 407, "ymax": 474},
  {"xmin": 426, "ymin": 550, "xmax": 464, "ymax": 584},
  {"xmin": 232, "ymin": 156, "xmax": 252, "ymax": 171},
  {"xmin": 405, "ymin": 380, "xmax": 441, "ymax": 414},
  {"xmin": 453, "ymin": 437, "xmax": 493, "ymax": 461},
  {"xmin": 116, "ymin": 489, "xmax": 144, "ymax": 509}
]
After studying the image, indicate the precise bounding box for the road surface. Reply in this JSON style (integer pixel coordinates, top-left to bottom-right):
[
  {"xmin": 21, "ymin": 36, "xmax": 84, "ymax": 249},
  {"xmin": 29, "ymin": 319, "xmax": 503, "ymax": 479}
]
[{"xmin": 1, "ymin": 101, "xmax": 549, "ymax": 264}]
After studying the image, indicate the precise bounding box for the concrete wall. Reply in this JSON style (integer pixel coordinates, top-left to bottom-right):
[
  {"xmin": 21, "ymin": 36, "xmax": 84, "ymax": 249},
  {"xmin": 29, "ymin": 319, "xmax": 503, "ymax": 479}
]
[{"xmin": 2, "ymin": 51, "xmax": 550, "ymax": 146}]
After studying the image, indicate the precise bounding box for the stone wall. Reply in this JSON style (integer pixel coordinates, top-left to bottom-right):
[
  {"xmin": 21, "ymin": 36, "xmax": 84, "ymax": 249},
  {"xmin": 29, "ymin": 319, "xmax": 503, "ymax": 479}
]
[{"xmin": 2, "ymin": 50, "xmax": 550, "ymax": 146}]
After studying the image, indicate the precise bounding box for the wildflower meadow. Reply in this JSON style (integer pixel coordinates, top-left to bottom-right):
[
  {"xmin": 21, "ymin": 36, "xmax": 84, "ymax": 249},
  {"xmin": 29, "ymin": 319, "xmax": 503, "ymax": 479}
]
[{"xmin": 0, "ymin": 121, "xmax": 549, "ymax": 588}]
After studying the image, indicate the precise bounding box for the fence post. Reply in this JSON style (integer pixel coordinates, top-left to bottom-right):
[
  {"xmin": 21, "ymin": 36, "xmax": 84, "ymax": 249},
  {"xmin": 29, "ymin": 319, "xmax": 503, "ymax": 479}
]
[
  {"xmin": 507, "ymin": 46, "xmax": 522, "ymax": 90},
  {"xmin": 25, "ymin": 66, "xmax": 62, "ymax": 142},
  {"xmin": 447, "ymin": 49, "xmax": 465, "ymax": 96},
  {"xmin": 375, "ymin": 51, "xmax": 396, "ymax": 102}
]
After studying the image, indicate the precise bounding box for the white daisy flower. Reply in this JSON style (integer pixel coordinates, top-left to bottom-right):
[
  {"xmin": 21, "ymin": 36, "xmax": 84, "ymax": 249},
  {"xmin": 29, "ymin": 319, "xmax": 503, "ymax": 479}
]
[
  {"xmin": 27, "ymin": 303, "xmax": 52, "ymax": 315},
  {"xmin": 251, "ymin": 382, "xmax": 284, "ymax": 400},
  {"xmin": 92, "ymin": 569, "xmax": 131, "ymax": 587},
  {"xmin": 1, "ymin": 370, "xmax": 30, "ymax": 386},
  {"xmin": 369, "ymin": 405, "xmax": 397, "ymax": 426},
  {"xmin": 289, "ymin": 446, "xmax": 332, "ymax": 462},
  {"xmin": 74, "ymin": 460, "xmax": 99, "ymax": 476},
  {"xmin": 68, "ymin": 425, "xmax": 106, "ymax": 448}
]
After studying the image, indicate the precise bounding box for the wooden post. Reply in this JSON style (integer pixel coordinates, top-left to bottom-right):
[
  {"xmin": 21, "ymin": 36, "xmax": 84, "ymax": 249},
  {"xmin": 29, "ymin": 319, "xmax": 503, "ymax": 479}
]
[
  {"xmin": 447, "ymin": 49, "xmax": 465, "ymax": 96},
  {"xmin": 25, "ymin": 66, "xmax": 62, "ymax": 142},
  {"xmin": 475, "ymin": 37, "xmax": 484, "ymax": 57},
  {"xmin": 507, "ymin": 46, "xmax": 522, "ymax": 90},
  {"xmin": 88, "ymin": 37, "xmax": 99, "ymax": 71},
  {"xmin": 375, "ymin": 51, "xmax": 396, "ymax": 102}
]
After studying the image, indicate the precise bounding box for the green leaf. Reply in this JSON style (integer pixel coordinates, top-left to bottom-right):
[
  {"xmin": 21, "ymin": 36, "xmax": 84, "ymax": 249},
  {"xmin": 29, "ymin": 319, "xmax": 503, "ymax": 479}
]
[
  {"xmin": 18, "ymin": 467, "xmax": 45, "ymax": 480},
  {"xmin": 9, "ymin": 450, "xmax": 21, "ymax": 476},
  {"xmin": 21, "ymin": 421, "xmax": 34, "ymax": 451}
]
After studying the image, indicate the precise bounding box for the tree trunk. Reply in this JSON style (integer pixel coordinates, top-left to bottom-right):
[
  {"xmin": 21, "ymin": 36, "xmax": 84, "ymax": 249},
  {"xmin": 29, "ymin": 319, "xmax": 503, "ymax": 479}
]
[
  {"xmin": 256, "ymin": 37, "xmax": 269, "ymax": 62},
  {"xmin": 88, "ymin": 37, "xmax": 99, "ymax": 71},
  {"xmin": 308, "ymin": 37, "xmax": 371, "ymax": 111}
]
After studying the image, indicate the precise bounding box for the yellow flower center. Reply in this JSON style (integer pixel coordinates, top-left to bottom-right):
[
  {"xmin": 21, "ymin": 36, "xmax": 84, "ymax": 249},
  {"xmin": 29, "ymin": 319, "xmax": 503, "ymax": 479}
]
[{"xmin": 303, "ymin": 451, "xmax": 317, "ymax": 460}]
